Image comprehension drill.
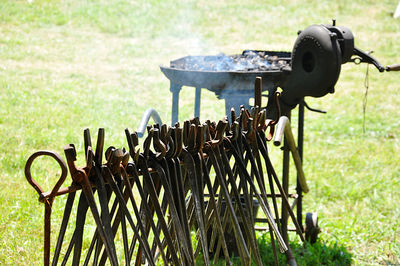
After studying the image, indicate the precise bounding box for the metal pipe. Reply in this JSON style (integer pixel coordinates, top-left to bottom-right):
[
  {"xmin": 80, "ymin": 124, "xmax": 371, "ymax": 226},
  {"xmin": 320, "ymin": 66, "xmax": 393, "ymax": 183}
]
[
  {"xmin": 137, "ymin": 108, "xmax": 163, "ymax": 137},
  {"xmin": 273, "ymin": 116, "xmax": 289, "ymax": 146}
]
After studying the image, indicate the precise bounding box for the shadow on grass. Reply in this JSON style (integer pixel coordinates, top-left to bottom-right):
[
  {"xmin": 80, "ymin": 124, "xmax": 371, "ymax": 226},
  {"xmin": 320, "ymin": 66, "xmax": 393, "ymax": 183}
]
[{"xmin": 197, "ymin": 233, "xmax": 352, "ymax": 265}]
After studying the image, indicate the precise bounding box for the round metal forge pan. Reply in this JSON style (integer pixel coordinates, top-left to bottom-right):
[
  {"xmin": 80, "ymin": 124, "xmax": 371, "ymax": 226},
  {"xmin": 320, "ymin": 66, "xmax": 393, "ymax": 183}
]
[{"xmin": 160, "ymin": 51, "xmax": 292, "ymax": 94}]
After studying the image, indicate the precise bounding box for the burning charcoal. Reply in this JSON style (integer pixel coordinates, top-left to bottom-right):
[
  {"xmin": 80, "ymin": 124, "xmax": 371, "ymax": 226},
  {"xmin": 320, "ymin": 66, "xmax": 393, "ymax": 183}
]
[
  {"xmin": 249, "ymin": 52, "xmax": 257, "ymax": 58},
  {"xmin": 171, "ymin": 51, "xmax": 289, "ymax": 72}
]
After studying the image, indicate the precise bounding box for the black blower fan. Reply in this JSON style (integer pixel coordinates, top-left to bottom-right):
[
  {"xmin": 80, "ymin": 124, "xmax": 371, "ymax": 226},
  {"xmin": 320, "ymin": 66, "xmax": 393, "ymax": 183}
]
[{"xmin": 277, "ymin": 20, "xmax": 395, "ymax": 111}]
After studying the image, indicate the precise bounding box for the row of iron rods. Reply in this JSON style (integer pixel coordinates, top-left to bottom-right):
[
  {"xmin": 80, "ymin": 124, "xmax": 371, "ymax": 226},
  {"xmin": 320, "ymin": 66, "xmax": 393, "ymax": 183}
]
[{"xmin": 25, "ymin": 105, "xmax": 305, "ymax": 265}]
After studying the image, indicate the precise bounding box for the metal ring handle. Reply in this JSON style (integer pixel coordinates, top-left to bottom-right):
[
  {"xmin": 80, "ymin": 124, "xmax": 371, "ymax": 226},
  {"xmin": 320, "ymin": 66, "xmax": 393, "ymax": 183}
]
[{"xmin": 25, "ymin": 150, "xmax": 68, "ymax": 198}]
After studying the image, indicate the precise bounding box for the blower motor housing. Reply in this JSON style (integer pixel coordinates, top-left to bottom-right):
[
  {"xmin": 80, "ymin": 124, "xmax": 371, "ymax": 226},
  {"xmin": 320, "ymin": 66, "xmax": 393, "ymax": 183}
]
[{"xmin": 280, "ymin": 24, "xmax": 355, "ymax": 107}]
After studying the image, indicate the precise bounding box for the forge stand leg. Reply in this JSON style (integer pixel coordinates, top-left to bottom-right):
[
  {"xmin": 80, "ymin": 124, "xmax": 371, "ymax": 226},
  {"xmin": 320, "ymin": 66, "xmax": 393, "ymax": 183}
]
[
  {"xmin": 194, "ymin": 87, "xmax": 201, "ymax": 118},
  {"xmin": 281, "ymin": 127, "xmax": 290, "ymax": 244},
  {"xmin": 297, "ymin": 101, "xmax": 305, "ymax": 232},
  {"xmin": 170, "ymin": 83, "xmax": 182, "ymax": 125},
  {"xmin": 221, "ymin": 93, "xmax": 252, "ymax": 120},
  {"xmin": 282, "ymin": 113, "xmax": 297, "ymax": 265}
]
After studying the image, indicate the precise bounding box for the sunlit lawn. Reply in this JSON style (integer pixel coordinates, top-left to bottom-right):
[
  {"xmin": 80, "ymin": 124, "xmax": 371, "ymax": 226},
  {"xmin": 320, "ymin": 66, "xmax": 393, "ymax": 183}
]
[{"xmin": 0, "ymin": 0, "xmax": 399, "ymax": 264}]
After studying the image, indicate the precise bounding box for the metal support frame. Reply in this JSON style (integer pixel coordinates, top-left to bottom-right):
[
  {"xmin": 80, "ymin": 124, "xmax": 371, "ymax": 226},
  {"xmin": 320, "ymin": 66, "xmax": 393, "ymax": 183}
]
[
  {"xmin": 170, "ymin": 84, "xmax": 202, "ymax": 125},
  {"xmin": 281, "ymin": 101, "xmax": 306, "ymax": 240},
  {"xmin": 170, "ymin": 82, "xmax": 182, "ymax": 125},
  {"xmin": 219, "ymin": 92, "xmax": 252, "ymax": 118},
  {"xmin": 281, "ymin": 113, "xmax": 291, "ymax": 245},
  {"xmin": 170, "ymin": 82, "xmax": 253, "ymax": 125},
  {"xmin": 296, "ymin": 101, "xmax": 305, "ymax": 232},
  {"xmin": 195, "ymin": 87, "xmax": 201, "ymax": 118}
]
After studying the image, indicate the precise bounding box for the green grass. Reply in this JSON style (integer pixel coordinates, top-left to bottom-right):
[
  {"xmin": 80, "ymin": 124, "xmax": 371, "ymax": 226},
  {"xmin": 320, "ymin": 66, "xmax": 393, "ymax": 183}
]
[
  {"xmin": 197, "ymin": 234, "xmax": 352, "ymax": 265},
  {"xmin": 258, "ymin": 239, "xmax": 352, "ymax": 266},
  {"xmin": 1, "ymin": 0, "xmax": 400, "ymax": 264}
]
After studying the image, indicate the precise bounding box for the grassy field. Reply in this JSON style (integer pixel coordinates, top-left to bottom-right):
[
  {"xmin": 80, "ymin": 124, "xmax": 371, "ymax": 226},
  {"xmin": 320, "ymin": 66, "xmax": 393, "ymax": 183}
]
[{"xmin": 1, "ymin": 0, "xmax": 399, "ymax": 264}]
